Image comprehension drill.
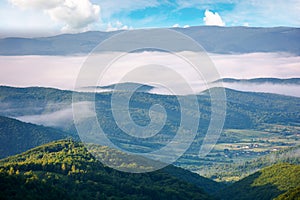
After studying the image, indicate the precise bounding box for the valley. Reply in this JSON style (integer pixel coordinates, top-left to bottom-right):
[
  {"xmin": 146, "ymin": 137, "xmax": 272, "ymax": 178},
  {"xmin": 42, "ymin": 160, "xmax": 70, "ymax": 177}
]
[
  {"xmin": 0, "ymin": 140, "xmax": 299, "ymax": 200},
  {"xmin": 1, "ymin": 2, "xmax": 299, "ymax": 199},
  {"xmin": 0, "ymin": 85, "xmax": 299, "ymax": 182}
]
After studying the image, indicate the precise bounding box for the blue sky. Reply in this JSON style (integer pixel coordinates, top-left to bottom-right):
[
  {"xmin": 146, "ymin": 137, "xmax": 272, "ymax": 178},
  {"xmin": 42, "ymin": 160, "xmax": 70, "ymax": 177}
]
[{"xmin": 0, "ymin": 0, "xmax": 299, "ymax": 36}]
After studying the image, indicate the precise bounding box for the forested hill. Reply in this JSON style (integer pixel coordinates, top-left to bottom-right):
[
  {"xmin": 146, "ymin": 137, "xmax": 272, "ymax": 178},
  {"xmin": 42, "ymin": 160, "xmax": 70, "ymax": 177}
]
[
  {"xmin": 0, "ymin": 116, "xmax": 67, "ymax": 158},
  {"xmin": 1, "ymin": 140, "xmax": 299, "ymax": 199},
  {"xmin": 0, "ymin": 140, "xmax": 219, "ymax": 200},
  {"xmin": 1, "ymin": 86, "xmax": 299, "ymax": 130},
  {"xmin": 217, "ymin": 163, "xmax": 300, "ymax": 200}
]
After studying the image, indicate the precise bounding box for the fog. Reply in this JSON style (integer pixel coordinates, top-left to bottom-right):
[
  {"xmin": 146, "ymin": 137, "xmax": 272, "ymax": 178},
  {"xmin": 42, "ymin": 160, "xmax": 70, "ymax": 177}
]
[
  {"xmin": 0, "ymin": 52, "xmax": 299, "ymax": 96},
  {"xmin": 16, "ymin": 106, "xmax": 73, "ymax": 128},
  {"xmin": 1, "ymin": 52, "xmax": 298, "ymax": 129},
  {"xmin": 222, "ymin": 82, "xmax": 300, "ymax": 97},
  {"xmin": 16, "ymin": 101, "xmax": 94, "ymax": 129}
]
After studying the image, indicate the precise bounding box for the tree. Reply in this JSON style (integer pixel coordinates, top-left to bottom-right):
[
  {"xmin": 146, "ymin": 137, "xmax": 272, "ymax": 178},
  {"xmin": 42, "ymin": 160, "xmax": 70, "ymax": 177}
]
[
  {"xmin": 61, "ymin": 163, "xmax": 66, "ymax": 171},
  {"xmin": 8, "ymin": 166, "xmax": 14, "ymax": 175},
  {"xmin": 71, "ymin": 165, "xmax": 76, "ymax": 173}
]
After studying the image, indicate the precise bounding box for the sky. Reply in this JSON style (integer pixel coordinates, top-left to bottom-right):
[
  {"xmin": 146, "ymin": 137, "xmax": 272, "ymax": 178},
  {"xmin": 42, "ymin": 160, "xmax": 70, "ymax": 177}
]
[{"xmin": 0, "ymin": 0, "xmax": 300, "ymax": 37}]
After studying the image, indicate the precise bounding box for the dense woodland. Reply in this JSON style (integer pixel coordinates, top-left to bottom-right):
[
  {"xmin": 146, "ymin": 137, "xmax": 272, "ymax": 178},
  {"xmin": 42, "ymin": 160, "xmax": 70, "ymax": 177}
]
[
  {"xmin": 0, "ymin": 140, "xmax": 299, "ymax": 200},
  {"xmin": 217, "ymin": 163, "xmax": 300, "ymax": 200},
  {"xmin": 0, "ymin": 140, "xmax": 215, "ymax": 200},
  {"xmin": 0, "ymin": 116, "xmax": 67, "ymax": 158},
  {"xmin": 0, "ymin": 85, "xmax": 299, "ymax": 154},
  {"xmin": 0, "ymin": 85, "xmax": 299, "ymax": 199}
]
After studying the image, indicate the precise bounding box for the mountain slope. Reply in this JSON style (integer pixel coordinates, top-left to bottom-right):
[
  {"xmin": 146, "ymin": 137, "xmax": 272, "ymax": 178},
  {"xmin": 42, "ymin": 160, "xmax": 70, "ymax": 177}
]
[
  {"xmin": 198, "ymin": 145, "xmax": 300, "ymax": 182},
  {"xmin": 1, "ymin": 85, "xmax": 299, "ymax": 130},
  {"xmin": 0, "ymin": 86, "xmax": 299, "ymax": 175},
  {"xmin": 217, "ymin": 163, "xmax": 300, "ymax": 200},
  {"xmin": 0, "ymin": 140, "xmax": 217, "ymax": 200},
  {"xmin": 275, "ymin": 185, "xmax": 300, "ymax": 200},
  {"xmin": 0, "ymin": 116, "xmax": 68, "ymax": 158},
  {"xmin": 0, "ymin": 26, "xmax": 299, "ymax": 55}
]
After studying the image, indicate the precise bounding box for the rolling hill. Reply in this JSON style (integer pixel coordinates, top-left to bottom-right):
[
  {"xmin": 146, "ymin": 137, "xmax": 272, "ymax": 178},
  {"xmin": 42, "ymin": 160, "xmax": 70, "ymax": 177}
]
[
  {"xmin": 217, "ymin": 163, "xmax": 300, "ymax": 200},
  {"xmin": 0, "ymin": 140, "xmax": 299, "ymax": 199},
  {"xmin": 197, "ymin": 145, "xmax": 300, "ymax": 182},
  {"xmin": 0, "ymin": 140, "xmax": 219, "ymax": 200},
  {"xmin": 0, "ymin": 116, "xmax": 68, "ymax": 158},
  {"xmin": 1, "ymin": 85, "xmax": 299, "ymax": 129},
  {"xmin": 0, "ymin": 85, "xmax": 299, "ymax": 180}
]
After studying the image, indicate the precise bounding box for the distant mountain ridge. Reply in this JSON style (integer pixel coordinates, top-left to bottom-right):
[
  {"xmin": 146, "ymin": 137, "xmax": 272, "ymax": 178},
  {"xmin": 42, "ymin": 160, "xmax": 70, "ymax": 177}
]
[
  {"xmin": 218, "ymin": 78, "xmax": 300, "ymax": 84},
  {"xmin": 82, "ymin": 82, "xmax": 155, "ymax": 93},
  {"xmin": 0, "ymin": 26, "xmax": 299, "ymax": 55}
]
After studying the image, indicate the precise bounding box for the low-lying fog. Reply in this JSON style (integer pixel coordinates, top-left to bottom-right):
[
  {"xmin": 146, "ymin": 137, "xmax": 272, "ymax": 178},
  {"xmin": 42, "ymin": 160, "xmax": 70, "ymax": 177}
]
[{"xmin": 0, "ymin": 52, "xmax": 299, "ymax": 97}]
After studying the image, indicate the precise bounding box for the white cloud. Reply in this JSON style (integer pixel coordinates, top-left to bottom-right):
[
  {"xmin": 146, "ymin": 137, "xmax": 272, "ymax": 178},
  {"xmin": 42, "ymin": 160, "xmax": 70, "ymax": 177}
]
[
  {"xmin": 0, "ymin": 3, "xmax": 58, "ymax": 37},
  {"xmin": 172, "ymin": 24, "xmax": 190, "ymax": 28},
  {"xmin": 243, "ymin": 22, "xmax": 249, "ymax": 27},
  {"xmin": 203, "ymin": 9, "xmax": 225, "ymax": 26},
  {"xmin": 106, "ymin": 21, "xmax": 132, "ymax": 32},
  {"xmin": 10, "ymin": 0, "xmax": 63, "ymax": 9},
  {"xmin": 9, "ymin": 0, "xmax": 100, "ymax": 32}
]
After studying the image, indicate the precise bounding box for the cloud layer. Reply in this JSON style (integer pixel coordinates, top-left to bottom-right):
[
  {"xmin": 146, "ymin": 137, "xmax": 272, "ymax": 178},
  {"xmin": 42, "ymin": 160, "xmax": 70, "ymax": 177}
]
[
  {"xmin": 0, "ymin": 52, "xmax": 299, "ymax": 96},
  {"xmin": 221, "ymin": 82, "xmax": 300, "ymax": 97}
]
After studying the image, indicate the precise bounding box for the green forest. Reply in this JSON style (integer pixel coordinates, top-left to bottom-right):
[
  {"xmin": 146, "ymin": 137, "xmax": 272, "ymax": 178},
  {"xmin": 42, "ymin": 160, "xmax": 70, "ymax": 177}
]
[
  {"xmin": 0, "ymin": 140, "xmax": 215, "ymax": 200},
  {"xmin": 0, "ymin": 86, "xmax": 299, "ymax": 199},
  {"xmin": 1, "ymin": 140, "xmax": 299, "ymax": 200}
]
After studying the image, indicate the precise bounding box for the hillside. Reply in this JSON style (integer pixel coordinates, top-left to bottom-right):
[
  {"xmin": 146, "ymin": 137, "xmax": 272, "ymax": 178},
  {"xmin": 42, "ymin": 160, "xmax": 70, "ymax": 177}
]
[
  {"xmin": 0, "ymin": 116, "xmax": 67, "ymax": 158},
  {"xmin": 1, "ymin": 86, "xmax": 299, "ymax": 130},
  {"xmin": 217, "ymin": 163, "xmax": 300, "ymax": 200},
  {"xmin": 0, "ymin": 85, "xmax": 299, "ymax": 178},
  {"xmin": 0, "ymin": 140, "xmax": 218, "ymax": 200},
  {"xmin": 197, "ymin": 145, "xmax": 300, "ymax": 182},
  {"xmin": 0, "ymin": 26, "xmax": 299, "ymax": 55}
]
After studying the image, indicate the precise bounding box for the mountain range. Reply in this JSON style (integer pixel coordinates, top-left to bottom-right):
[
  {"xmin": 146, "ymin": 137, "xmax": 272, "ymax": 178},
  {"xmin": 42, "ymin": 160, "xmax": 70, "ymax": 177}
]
[
  {"xmin": 0, "ymin": 85, "xmax": 299, "ymax": 182},
  {"xmin": 1, "ymin": 22, "xmax": 300, "ymax": 199},
  {"xmin": 0, "ymin": 26, "xmax": 299, "ymax": 55},
  {"xmin": 217, "ymin": 78, "xmax": 300, "ymax": 85},
  {"xmin": 0, "ymin": 82, "xmax": 299, "ymax": 199}
]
